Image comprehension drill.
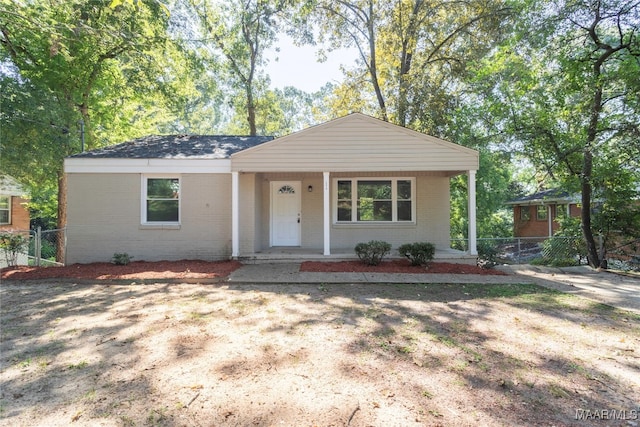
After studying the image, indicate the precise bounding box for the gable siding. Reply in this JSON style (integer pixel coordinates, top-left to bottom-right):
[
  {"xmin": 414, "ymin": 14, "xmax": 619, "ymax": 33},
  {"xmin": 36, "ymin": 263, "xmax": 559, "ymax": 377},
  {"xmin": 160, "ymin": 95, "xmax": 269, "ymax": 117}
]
[{"xmin": 232, "ymin": 116, "xmax": 477, "ymax": 173}]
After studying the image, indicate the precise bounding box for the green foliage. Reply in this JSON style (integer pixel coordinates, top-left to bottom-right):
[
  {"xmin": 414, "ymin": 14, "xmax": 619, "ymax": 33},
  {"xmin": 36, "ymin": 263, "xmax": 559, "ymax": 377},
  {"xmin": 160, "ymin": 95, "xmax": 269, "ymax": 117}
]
[
  {"xmin": 112, "ymin": 253, "xmax": 133, "ymax": 266},
  {"xmin": 450, "ymin": 150, "xmax": 516, "ymax": 240},
  {"xmin": 398, "ymin": 242, "xmax": 435, "ymax": 266},
  {"xmin": 468, "ymin": 0, "xmax": 640, "ymax": 267},
  {"xmin": 354, "ymin": 240, "xmax": 391, "ymax": 266},
  {"xmin": 0, "ymin": 232, "xmax": 29, "ymax": 267},
  {"xmin": 534, "ymin": 217, "xmax": 587, "ymax": 267},
  {"xmin": 540, "ymin": 239, "xmax": 582, "ymax": 267},
  {"xmin": 477, "ymin": 240, "xmax": 500, "ymax": 269}
]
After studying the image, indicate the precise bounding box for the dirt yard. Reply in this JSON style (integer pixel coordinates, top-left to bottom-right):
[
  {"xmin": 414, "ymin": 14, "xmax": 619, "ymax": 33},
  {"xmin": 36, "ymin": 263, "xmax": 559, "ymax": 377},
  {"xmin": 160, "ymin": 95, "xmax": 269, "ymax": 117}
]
[{"xmin": 1, "ymin": 262, "xmax": 639, "ymax": 426}]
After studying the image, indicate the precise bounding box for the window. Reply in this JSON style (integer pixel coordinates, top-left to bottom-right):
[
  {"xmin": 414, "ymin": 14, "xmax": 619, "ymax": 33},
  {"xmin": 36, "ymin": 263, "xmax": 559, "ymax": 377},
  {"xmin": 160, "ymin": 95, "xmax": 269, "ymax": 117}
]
[
  {"xmin": 278, "ymin": 185, "xmax": 295, "ymax": 194},
  {"xmin": 142, "ymin": 177, "xmax": 180, "ymax": 223},
  {"xmin": 536, "ymin": 205, "xmax": 548, "ymax": 221},
  {"xmin": 0, "ymin": 196, "xmax": 9, "ymax": 224},
  {"xmin": 555, "ymin": 204, "xmax": 567, "ymax": 219},
  {"xmin": 335, "ymin": 178, "xmax": 414, "ymax": 223},
  {"xmin": 520, "ymin": 206, "xmax": 530, "ymax": 221}
]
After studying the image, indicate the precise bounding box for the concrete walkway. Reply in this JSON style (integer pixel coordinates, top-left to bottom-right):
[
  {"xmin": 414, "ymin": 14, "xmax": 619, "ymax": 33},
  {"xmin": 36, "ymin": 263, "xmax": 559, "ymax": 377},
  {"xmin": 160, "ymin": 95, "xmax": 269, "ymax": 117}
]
[
  {"xmin": 228, "ymin": 263, "xmax": 640, "ymax": 314},
  {"xmin": 499, "ymin": 265, "xmax": 640, "ymax": 314}
]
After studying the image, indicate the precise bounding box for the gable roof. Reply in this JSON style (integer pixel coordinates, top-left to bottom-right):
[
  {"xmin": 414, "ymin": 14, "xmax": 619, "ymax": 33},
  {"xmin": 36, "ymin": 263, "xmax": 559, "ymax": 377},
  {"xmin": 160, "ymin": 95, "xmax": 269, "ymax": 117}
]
[
  {"xmin": 70, "ymin": 135, "xmax": 274, "ymax": 160},
  {"xmin": 0, "ymin": 174, "xmax": 27, "ymax": 196},
  {"xmin": 232, "ymin": 113, "xmax": 478, "ymax": 174},
  {"xmin": 506, "ymin": 189, "xmax": 576, "ymax": 205}
]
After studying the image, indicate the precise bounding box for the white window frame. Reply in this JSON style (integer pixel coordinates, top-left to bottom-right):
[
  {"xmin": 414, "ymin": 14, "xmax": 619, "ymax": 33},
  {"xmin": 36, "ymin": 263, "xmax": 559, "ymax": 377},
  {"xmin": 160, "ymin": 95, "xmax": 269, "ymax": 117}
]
[
  {"xmin": 0, "ymin": 196, "xmax": 10, "ymax": 225},
  {"xmin": 333, "ymin": 177, "xmax": 416, "ymax": 224},
  {"xmin": 141, "ymin": 175, "xmax": 181, "ymax": 225}
]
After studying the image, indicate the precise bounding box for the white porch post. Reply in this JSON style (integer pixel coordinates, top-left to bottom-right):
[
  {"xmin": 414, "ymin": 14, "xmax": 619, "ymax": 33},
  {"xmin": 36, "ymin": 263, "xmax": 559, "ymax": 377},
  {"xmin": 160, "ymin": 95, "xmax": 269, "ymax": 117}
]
[
  {"xmin": 468, "ymin": 170, "xmax": 477, "ymax": 256},
  {"xmin": 231, "ymin": 171, "xmax": 239, "ymax": 258},
  {"xmin": 547, "ymin": 205, "xmax": 553, "ymax": 237},
  {"xmin": 323, "ymin": 172, "xmax": 331, "ymax": 255}
]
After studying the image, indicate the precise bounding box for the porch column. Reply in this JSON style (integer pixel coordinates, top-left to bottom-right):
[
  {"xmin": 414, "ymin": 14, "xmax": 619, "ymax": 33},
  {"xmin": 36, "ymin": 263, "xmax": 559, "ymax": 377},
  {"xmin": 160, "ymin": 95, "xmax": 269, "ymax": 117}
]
[
  {"xmin": 231, "ymin": 171, "xmax": 239, "ymax": 258},
  {"xmin": 468, "ymin": 170, "xmax": 477, "ymax": 255},
  {"xmin": 547, "ymin": 205, "xmax": 553, "ymax": 237},
  {"xmin": 323, "ymin": 171, "xmax": 331, "ymax": 255}
]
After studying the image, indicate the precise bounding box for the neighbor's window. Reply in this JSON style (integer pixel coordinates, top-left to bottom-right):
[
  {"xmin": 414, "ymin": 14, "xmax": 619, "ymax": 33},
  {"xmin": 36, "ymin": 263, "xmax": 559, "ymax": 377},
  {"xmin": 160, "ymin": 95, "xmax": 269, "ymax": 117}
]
[
  {"xmin": 0, "ymin": 196, "xmax": 9, "ymax": 224},
  {"xmin": 335, "ymin": 178, "xmax": 414, "ymax": 223},
  {"xmin": 520, "ymin": 206, "xmax": 530, "ymax": 221},
  {"xmin": 536, "ymin": 205, "xmax": 548, "ymax": 221},
  {"xmin": 555, "ymin": 204, "xmax": 567, "ymax": 219},
  {"xmin": 143, "ymin": 177, "xmax": 180, "ymax": 223}
]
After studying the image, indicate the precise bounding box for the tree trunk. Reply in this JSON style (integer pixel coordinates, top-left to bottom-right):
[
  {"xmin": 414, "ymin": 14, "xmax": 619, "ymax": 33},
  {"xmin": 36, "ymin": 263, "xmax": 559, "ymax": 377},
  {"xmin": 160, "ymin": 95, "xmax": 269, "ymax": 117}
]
[
  {"xmin": 580, "ymin": 149, "xmax": 600, "ymax": 268},
  {"xmin": 365, "ymin": 1, "xmax": 388, "ymax": 122},
  {"xmin": 247, "ymin": 88, "xmax": 256, "ymax": 136}
]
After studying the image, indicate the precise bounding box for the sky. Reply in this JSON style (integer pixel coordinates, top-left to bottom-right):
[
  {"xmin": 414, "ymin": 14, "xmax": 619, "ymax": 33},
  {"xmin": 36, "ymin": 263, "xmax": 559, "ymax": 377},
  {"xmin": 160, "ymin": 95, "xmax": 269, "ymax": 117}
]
[{"xmin": 265, "ymin": 34, "xmax": 358, "ymax": 92}]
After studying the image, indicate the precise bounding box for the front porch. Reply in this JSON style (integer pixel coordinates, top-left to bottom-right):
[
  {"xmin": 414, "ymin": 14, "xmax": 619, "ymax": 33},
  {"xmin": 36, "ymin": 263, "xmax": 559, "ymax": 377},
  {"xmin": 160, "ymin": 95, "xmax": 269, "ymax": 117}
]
[
  {"xmin": 238, "ymin": 246, "xmax": 477, "ymax": 265},
  {"xmin": 230, "ymin": 113, "xmax": 479, "ymax": 262}
]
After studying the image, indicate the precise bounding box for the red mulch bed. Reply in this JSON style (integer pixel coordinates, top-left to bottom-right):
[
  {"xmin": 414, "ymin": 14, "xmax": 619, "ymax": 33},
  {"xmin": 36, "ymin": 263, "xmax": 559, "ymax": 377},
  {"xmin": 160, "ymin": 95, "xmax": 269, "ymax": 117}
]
[
  {"xmin": 1, "ymin": 259, "xmax": 506, "ymax": 281},
  {"xmin": 301, "ymin": 259, "xmax": 507, "ymax": 275},
  {"xmin": 0, "ymin": 260, "xmax": 243, "ymax": 281}
]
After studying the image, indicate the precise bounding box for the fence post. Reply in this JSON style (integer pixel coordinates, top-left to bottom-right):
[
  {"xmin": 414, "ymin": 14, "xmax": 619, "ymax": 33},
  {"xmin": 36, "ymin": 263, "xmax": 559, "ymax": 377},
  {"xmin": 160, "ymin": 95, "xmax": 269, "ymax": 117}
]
[
  {"xmin": 517, "ymin": 238, "xmax": 521, "ymax": 264},
  {"xmin": 35, "ymin": 226, "xmax": 42, "ymax": 267}
]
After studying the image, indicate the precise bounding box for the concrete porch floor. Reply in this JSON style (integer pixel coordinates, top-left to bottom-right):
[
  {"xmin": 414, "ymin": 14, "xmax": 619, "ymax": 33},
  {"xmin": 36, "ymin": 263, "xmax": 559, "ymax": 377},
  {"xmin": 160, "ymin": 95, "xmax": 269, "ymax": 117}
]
[{"xmin": 238, "ymin": 247, "xmax": 477, "ymax": 265}]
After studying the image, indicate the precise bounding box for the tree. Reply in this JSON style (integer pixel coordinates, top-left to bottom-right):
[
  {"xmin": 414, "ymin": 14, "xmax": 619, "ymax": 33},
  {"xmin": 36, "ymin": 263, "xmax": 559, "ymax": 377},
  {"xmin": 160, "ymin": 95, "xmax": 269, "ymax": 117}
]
[
  {"xmin": 310, "ymin": 0, "xmax": 512, "ymax": 130},
  {"xmin": 189, "ymin": 0, "xmax": 294, "ymax": 135},
  {"xmin": 472, "ymin": 0, "xmax": 640, "ymax": 268},
  {"xmin": 1, "ymin": 1, "xmax": 184, "ymax": 261}
]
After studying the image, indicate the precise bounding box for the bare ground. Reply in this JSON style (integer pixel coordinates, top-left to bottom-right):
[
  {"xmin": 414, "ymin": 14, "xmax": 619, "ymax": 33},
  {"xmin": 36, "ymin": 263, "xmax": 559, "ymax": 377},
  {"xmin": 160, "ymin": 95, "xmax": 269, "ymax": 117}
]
[{"xmin": 1, "ymin": 264, "xmax": 639, "ymax": 426}]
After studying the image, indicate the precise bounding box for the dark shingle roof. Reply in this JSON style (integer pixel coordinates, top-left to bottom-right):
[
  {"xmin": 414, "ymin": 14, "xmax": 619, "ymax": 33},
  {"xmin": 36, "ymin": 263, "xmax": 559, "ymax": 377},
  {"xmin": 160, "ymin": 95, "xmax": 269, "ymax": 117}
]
[
  {"xmin": 70, "ymin": 135, "xmax": 274, "ymax": 159},
  {"xmin": 506, "ymin": 189, "xmax": 573, "ymax": 204}
]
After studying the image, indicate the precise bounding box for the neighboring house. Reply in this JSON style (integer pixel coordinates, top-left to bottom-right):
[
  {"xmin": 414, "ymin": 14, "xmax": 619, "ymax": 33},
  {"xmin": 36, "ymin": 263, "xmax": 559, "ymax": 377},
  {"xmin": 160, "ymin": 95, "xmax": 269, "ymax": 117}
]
[
  {"xmin": 0, "ymin": 174, "xmax": 30, "ymax": 231},
  {"xmin": 506, "ymin": 189, "xmax": 581, "ymax": 238},
  {"xmin": 0, "ymin": 175, "xmax": 30, "ymax": 268},
  {"xmin": 64, "ymin": 113, "xmax": 479, "ymax": 264}
]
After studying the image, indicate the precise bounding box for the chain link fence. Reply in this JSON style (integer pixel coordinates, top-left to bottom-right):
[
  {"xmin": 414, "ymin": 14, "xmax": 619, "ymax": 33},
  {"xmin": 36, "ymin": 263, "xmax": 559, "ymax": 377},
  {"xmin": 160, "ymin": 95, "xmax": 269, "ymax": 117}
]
[
  {"xmin": 453, "ymin": 235, "xmax": 639, "ymax": 271},
  {"xmin": 0, "ymin": 227, "xmax": 66, "ymax": 268},
  {"xmin": 452, "ymin": 236, "xmax": 592, "ymax": 267}
]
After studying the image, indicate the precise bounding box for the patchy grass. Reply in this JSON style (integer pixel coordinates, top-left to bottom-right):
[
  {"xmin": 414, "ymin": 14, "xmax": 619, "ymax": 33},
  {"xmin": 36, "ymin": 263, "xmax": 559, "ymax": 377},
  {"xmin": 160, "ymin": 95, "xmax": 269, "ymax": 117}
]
[{"xmin": 0, "ymin": 281, "xmax": 638, "ymax": 426}]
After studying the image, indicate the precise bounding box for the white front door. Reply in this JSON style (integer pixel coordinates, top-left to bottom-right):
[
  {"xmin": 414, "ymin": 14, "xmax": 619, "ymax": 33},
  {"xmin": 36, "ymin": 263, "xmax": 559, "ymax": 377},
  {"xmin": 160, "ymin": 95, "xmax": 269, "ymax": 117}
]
[{"xmin": 271, "ymin": 181, "xmax": 301, "ymax": 246}]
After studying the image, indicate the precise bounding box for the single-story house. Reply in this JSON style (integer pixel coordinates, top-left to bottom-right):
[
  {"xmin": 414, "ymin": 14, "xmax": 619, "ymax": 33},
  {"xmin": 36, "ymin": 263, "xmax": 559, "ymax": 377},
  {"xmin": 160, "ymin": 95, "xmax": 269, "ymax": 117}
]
[
  {"xmin": 64, "ymin": 113, "xmax": 479, "ymax": 264},
  {"xmin": 506, "ymin": 189, "xmax": 581, "ymax": 238},
  {"xmin": 0, "ymin": 175, "xmax": 30, "ymax": 268},
  {"xmin": 0, "ymin": 174, "xmax": 30, "ymax": 231}
]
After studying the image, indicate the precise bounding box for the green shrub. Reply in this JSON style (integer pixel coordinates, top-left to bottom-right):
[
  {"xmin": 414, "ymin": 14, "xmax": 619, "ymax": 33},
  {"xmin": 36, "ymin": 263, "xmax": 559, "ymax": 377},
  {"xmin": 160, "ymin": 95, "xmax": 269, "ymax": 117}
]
[
  {"xmin": 477, "ymin": 241, "xmax": 499, "ymax": 269},
  {"xmin": 0, "ymin": 232, "xmax": 29, "ymax": 267},
  {"xmin": 398, "ymin": 242, "xmax": 435, "ymax": 266},
  {"xmin": 112, "ymin": 252, "xmax": 133, "ymax": 265},
  {"xmin": 355, "ymin": 240, "xmax": 391, "ymax": 266},
  {"xmin": 541, "ymin": 237, "xmax": 584, "ymax": 267}
]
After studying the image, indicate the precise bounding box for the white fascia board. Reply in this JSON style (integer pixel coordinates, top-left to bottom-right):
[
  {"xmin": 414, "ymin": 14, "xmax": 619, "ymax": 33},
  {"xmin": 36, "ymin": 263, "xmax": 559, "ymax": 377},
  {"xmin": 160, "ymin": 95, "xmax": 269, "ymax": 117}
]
[{"xmin": 64, "ymin": 158, "xmax": 231, "ymax": 174}]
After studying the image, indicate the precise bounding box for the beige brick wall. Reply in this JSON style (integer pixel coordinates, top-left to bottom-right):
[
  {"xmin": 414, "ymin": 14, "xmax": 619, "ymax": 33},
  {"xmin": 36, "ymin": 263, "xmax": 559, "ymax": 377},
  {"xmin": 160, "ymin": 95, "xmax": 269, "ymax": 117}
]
[{"xmin": 66, "ymin": 173, "xmax": 232, "ymax": 264}]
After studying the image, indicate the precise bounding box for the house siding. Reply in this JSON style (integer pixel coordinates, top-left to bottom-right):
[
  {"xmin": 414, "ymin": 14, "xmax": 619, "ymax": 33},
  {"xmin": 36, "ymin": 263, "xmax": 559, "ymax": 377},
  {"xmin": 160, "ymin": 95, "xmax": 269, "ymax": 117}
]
[
  {"xmin": 253, "ymin": 172, "xmax": 450, "ymax": 253},
  {"xmin": 232, "ymin": 115, "xmax": 478, "ymax": 173},
  {"xmin": 329, "ymin": 175, "xmax": 451, "ymax": 251},
  {"xmin": 66, "ymin": 173, "xmax": 233, "ymax": 263}
]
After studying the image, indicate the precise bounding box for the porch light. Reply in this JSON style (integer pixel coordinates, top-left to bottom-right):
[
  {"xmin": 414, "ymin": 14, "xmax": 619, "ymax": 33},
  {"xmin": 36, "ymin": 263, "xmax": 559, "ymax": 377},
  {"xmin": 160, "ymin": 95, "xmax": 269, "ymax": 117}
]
[{"xmin": 308, "ymin": 185, "xmax": 313, "ymax": 192}]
